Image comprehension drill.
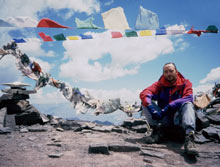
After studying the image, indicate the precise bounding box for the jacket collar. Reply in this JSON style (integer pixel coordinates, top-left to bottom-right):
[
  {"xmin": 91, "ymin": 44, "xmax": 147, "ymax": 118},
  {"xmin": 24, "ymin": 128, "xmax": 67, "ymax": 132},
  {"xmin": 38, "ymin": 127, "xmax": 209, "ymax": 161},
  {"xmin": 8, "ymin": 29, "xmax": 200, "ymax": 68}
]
[{"xmin": 158, "ymin": 72, "xmax": 185, "ymax": 87}]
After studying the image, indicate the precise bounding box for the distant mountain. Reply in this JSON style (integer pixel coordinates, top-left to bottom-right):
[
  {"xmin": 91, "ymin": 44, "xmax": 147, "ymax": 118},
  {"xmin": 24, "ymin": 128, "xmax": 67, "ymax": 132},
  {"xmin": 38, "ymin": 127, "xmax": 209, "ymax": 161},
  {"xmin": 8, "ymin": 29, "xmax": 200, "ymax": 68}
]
[
  {"xmin": 92, "ymin": 120, "xmax": 114, "ymax": 126},
  {"xmin": 0, "ymin": 19, "xmax": 13, "ymax": 27}
]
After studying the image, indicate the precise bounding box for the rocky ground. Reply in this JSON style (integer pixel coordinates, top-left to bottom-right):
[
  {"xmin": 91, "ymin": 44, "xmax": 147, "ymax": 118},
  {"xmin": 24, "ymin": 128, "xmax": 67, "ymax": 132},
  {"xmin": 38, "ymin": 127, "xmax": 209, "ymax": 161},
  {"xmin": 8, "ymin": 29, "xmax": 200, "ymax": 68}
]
[{"xmin": 0, "ymin": 116, "xmax": 220, "ymax": 167}]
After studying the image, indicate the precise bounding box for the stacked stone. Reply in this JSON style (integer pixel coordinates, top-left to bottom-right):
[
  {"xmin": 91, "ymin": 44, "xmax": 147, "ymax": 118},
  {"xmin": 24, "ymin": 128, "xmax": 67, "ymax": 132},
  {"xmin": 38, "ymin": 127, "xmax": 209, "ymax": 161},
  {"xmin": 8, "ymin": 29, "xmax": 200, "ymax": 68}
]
[{"xmin": 0, "ymin": 82, "xmax": 48, "ymax": 129}]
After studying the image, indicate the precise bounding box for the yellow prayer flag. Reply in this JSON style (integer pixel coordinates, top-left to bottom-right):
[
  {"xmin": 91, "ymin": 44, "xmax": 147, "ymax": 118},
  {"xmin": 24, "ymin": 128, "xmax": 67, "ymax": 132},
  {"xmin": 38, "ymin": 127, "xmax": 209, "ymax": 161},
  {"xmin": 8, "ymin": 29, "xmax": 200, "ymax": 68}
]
[
  {"xmin": 67, "ymin": 36, "xmax": 79, "ymax": 40},
  {"xmin": 140, "ymin": 30, "xmax": 152, "ymax": 36}
]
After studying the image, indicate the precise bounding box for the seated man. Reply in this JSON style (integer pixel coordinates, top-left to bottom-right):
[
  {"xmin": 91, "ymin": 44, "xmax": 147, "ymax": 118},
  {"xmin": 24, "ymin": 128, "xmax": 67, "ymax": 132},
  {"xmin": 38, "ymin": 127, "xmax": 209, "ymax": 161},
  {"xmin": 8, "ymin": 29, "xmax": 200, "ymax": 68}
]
[{"xmin": 140, "ymin": 62, "xmax": 198, "ymax": 156}]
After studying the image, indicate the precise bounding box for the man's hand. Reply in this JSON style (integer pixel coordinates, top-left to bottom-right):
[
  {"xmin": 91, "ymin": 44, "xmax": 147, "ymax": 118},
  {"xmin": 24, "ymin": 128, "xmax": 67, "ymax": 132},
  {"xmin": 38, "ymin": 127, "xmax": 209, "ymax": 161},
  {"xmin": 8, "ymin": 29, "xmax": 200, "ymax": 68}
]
[{"xmin": 147, "ymin": 105, "xmax": 163, "ymax": 120}]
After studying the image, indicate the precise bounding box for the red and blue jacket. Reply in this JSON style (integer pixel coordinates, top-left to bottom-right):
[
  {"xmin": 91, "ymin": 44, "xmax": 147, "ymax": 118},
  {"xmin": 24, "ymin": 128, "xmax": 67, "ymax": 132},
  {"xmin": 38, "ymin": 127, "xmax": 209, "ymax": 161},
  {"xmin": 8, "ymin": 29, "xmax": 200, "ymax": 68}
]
[{"xmin": 140, "ymin": 72, "xmax": 193, "ymax": 111}]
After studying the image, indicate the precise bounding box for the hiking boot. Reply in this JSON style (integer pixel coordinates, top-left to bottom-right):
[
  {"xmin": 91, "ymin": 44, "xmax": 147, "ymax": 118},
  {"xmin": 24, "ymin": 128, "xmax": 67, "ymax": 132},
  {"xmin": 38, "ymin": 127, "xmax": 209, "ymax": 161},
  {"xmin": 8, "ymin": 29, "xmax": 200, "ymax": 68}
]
[
  {"xmin": 144, "ymin": 128, "xmax": 163, "ymax": 144},
  {"xmin": 184, "ymin": 132, "xmax": 199, "ymax": 156}
]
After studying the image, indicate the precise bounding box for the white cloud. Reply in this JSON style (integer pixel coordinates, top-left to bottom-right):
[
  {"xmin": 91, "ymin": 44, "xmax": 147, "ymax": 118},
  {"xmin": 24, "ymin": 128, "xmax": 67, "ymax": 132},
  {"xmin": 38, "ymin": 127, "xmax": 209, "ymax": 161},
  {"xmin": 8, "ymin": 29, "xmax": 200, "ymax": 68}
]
[
  {"xmin": 200, "ymin": 67, "xmax": 220, "ymax": 84},
  {"xmin": 193, "ymin": 84, "xmax": 213, "ymax": 95},
  {"xmin": 17, "ymin": 38, "xmax": 56, "ymax": 57},
  {"xmin": 104, "ymin": 0, "xmax": 114, "ymax": 6},
  {"xmin": 0, "ymin": 56, "xmax": 24, "ymax": 84},
  {"xmin": 0, "ymin": 0, "xmax": 100, "ymax": 20},
  {"xmin": 30, "ymin": 89, "xmax": 67, "ymax": 104},
  {"xmin": 60, "ymin": 30, "xmax": 176, "ymax": 82}
]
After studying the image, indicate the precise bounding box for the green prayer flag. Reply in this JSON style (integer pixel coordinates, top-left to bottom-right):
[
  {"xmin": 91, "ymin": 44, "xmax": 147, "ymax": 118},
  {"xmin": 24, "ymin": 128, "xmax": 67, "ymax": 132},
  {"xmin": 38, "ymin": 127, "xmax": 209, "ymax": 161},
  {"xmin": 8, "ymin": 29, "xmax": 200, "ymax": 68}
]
[
  {"xmin": 125, "ymin": 31, "xmax": 138, "ymax": 37},
  {"xmin": 206, "ymin": 25, "xmax": 218, "ymax": 33},
  {"xmin": 53, "ymin": 34, "xmax": 66, "ymax": 41}
]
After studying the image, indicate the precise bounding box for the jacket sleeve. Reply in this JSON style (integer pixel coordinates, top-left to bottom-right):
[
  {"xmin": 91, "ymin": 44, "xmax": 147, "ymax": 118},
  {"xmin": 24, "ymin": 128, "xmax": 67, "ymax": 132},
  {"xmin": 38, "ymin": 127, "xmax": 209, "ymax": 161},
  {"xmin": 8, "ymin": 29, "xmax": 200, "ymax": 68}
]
[
  {"xmin": 169, "ymin": 80, "xmax": 193, "ymax": 111},
  {"xmin": 139, "ymin": 81, "xmax": 160, "ymax": 107}
]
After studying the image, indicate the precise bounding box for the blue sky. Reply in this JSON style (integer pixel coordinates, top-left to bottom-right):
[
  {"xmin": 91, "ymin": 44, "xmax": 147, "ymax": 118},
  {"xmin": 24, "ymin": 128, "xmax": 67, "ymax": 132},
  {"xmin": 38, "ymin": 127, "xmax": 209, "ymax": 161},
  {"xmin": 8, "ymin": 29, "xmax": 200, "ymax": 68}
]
[{"xmin": 0, "ymin": 0, "xmax": 220, "ymax": 124}]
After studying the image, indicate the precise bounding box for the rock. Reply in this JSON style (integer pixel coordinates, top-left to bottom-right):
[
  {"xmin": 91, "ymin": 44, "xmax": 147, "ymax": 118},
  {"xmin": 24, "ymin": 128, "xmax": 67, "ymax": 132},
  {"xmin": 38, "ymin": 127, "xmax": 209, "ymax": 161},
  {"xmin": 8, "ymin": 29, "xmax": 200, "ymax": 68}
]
[
  {"xmin": 206, "ymin": 114, "xmax": 220, "ymax": 125},
  {"xmin": 28, "ymin": 136, "xmax": 37, "ymax": 141},
  {"xmin": 47, "ymin": 143, "xmax": 62, "ymax": 147},
  {"xmin": 59, "ymin": 120, "xmax": 81, "ymax": 130},
  {"xmin": 56, "ymin": 127, "xmax": 64, "ymax": 132},
  {"xmin": 202, "ymin": 127, "xmax": 220, "ymax": 140},
  {"xmin": 112, "ymin": 127, "xmax": 123, "ymax": 133},
  {"xmin": 0, "ymin": 108, "xmax": 6, "ymax": 128},
  {"xmin": 140, "ymin": 149, "xmax": 165, "ymax": 159},
  {"xmin": 92, "ymin": 126, "xmax": 113, "ymax": 132},
  {"xmin": 143, "ymin": 157, "xmax": 153, "ymax": 163},
  {"xmin": 0, "ymin": 127, "xmax": 12, "ymax": 134},
  {"xmin": 28, "ymin": 126, "xmax": 48, "ymax": 132},
  {"xmin": 132, "ymin": 125, "xmax": 148, "ymax": 133},
  {"xmin": 122, "ymin": 119, "xmax": 134, "ymax": 128},
  {"xmin": 88, "ymin": 144, "xmax": 110, "ymax": 155},
  {"xmin": 194, "ymin": 134, "xmax": 211, "ymax": 144},
  {"xmin": 4, "ymin": 114, "xmax": 16, "ymax": 129},
  {"xmin": 108, "ymin": 143, "xmax": 140, "ymax": 152},
  {"xmin": 133, "ymin": 119, "xmax": 147, "ymax": 126},
  {"xmin": 196, "ymin": 112, "xmax": 210, "ymax": 130},
  {"xmin": 81, "ymin": 129, "xmax": 93, "ymax": 134},
  {"xmin": 15, "ymin": 105, "xmax": 47, "ymax": 125},
  {"xmin": 48, "ymin": 152, "xmax": 64, "ymax": 158},
  {"xmin": 20, "ymin": 128, "xmax": 29, "ymax": 133}
]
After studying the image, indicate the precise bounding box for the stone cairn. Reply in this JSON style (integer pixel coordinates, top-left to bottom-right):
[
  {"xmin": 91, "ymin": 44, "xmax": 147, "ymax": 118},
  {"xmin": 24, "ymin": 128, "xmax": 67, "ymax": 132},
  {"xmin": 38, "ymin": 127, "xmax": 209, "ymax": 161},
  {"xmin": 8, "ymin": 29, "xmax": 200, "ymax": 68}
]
[{"xmin": 0, "ymin": 81, "xmax": 48, "ymax": 129}]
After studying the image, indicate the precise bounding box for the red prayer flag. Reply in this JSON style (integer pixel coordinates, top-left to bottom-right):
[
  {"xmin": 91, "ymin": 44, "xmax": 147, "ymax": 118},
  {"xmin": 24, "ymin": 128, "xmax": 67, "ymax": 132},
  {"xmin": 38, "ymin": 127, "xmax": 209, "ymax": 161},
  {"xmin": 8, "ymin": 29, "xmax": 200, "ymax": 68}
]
[
  {"xmin": 38, "ymin": 32, "xmax": 53, "ymax": 42},
  {"xmin": 37, "ymin": 18, "xmax": 70, "ymax": 28},
  {"xmin": 111, "ymin": 32, "xmax": 123, "ymax": 38}
]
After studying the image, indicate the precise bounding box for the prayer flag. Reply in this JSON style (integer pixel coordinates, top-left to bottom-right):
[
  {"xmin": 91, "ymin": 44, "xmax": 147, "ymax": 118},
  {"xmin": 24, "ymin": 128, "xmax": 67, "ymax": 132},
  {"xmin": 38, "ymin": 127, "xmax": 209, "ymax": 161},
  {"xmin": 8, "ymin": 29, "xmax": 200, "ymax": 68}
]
[
  {"xmin": 37, "ymin": 18, "xmax": 70, "ymax": 28},
  {"xmin": 156, "ymin": 27, "xmax": 167, "ymax": 35},
  {"xmin": 38, "ymin": 32, "xmax": 53, "ymax": 42},
  {"xmin": 101, "ymin": 7, "xmax": 130, "ymax": 30},
  {"xmin": 53, "ymin": 34, "xmax": 66, "ymax": 41},
  {"xmin": 205, "ymin": 25, "xmax": 218, "ymax": 33},
  {"xmin": 75, "ymin": 17, "xmax": 99, "ymax": 29},
  {"xmin": 13, "ymin": 38, "xmax": 26, "ymax": 43},
  {"xmin": 67, "ymin": 36, "xmax": 79, "ymax": 40},
  {"xmin": 111, "ymin": 32, "xmax": 123, "ymax": 38},
  {"xmin": 135, "ymin": 6, "xmax": 159, "ymax": 30},
  {"xmin": 139, "ymin": 30, "xmax": 152, "ymax": 36},
  {"xmin": 80, "ymin": 34, "xmax": 93, "ymax": 39},
  {"xmin": 125, "ymin": 31, "xmax": 138, "ymax": 37}
]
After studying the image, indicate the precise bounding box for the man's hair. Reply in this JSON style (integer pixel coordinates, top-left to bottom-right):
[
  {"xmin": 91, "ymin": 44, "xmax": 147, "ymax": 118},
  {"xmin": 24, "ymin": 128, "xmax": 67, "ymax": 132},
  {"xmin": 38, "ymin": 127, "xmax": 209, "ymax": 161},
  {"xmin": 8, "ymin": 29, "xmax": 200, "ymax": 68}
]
[{"xmin": 163, "ymin": 62, "xmax": 177, "ymax": 71}]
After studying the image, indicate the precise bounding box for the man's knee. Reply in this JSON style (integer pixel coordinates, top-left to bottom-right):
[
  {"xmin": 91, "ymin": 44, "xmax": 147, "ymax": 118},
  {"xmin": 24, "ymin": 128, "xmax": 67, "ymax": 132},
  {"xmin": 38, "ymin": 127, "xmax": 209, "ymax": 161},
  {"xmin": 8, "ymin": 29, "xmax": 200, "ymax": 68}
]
[{"xmin": 180, "ymin": 102, "xmax": 194, "ymax": 114}]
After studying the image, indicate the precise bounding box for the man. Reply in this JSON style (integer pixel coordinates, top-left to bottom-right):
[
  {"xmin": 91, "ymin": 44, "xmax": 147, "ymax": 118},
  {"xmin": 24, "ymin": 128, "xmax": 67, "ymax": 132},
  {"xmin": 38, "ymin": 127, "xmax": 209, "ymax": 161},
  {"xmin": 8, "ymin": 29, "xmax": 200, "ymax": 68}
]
[{"xmin": 140, "ymin": 62, "xmax": 198, "ymax": 156}]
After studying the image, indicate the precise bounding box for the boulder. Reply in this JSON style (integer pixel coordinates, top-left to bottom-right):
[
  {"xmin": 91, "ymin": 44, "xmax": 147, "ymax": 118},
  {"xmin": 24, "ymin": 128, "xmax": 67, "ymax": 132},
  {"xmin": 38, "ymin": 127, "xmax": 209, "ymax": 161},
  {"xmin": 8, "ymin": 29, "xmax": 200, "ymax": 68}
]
[
  {"xmin": 206, "ymin": 114, "xmax": 220, "ymax": 125},
  {"xmin": 108, "ymin": 143, "xmax": 140, "ymax": 152},
  {"xmin": 196, "ymin": 112, "xmax": 210, "ymax": 131},
  {"xmin": 88, "ymin": 144, "xmax": 110, "ymax": 155}
]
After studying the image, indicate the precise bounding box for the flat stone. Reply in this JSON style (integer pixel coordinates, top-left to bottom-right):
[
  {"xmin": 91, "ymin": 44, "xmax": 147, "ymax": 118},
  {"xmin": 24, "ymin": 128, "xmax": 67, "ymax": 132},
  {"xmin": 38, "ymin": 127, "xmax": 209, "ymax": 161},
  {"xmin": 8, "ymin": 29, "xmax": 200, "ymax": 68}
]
[
  {"xmin": 206, "ymin": 114, "xmax": 220, "ymax": 125},
  {"xmin": 59, "ymin": 120, "xmax": 81, "ymax": 130},
  {"xmin": 20, "ymin": 128, "xmax": 29, "ymax": 133},
  {"xmin": 48, "ymin": 152, "xmax": 64, "ymax": 158},
  {"xmin": 4, "ymin": 114, "xmax": 16, "ymax": 129},
  {"xmin": 133, "ymin": 119, "xmax": 147, "ymax": 126},
  {"xmin": 0, "ymin": 127, "xmax": 12, "ymax": 134},
  {"xmin": 196, "ymin": 112, "xmax": 210, "ymax": 130},
  {"xmin": 194, "ymin": 134, "xmax": 211, "ymax": 144},
  {"xmin": 112, "ymin": 127, "xmax": 123, "ymax": 133},
  {"xmin": 56, "ymin": 127, "xmax": 64, "ymax": 132},
  {"xmin": 202, "ymin": 127, "xmax": 219, "ymax": 140},
  {"xmin": 88, "ymin": 144, "xmax": 110, "ymax": 155},
  {"xmin": 28, "ymin": 136, "xmax": 37, "ymax": 141},
  {"xmin": 108, "ymin": 143, "xmax": 140, "ymax": 152},
  {"xmin": 122, "ymin": 119, "xmax": 134, "ymax": 128},
  {"xmin": 140, "ymin": 149, "xmax": 165, "ymax": 159},
  {"xmin": 143, "ymin": 157, "xmax": 153, "ymax": 163},
  {"xmin": 132, "ymin": 125, "xmax": 148, "ymax": 133},
  {"xmin": 47, "ymin": 143, "xmax": 62, "ymax": 147},
  {"xmin": 92, "ymin": 126, "xmax": 113, "ymax": 132},
  {"xmin": 28, "ymin": 127, "xmax": 47, "ymax": 132}
]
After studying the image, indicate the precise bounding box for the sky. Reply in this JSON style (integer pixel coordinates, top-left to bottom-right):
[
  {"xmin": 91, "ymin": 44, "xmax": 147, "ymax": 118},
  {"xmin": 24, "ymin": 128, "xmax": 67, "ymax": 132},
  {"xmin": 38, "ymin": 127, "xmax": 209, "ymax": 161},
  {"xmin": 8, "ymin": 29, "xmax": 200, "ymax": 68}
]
[{"xmin": 0, "ymin": 0, "xmax": 220, "ymax": 124}]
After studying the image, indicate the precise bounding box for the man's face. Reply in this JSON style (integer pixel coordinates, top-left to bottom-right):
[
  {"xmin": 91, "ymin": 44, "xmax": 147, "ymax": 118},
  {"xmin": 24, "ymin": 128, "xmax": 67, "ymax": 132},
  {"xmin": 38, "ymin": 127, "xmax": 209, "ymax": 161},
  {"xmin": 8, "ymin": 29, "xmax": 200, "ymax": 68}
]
[{"xmin": 163, "ymin": 64, "xmax": 177, "ymax": 83}]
